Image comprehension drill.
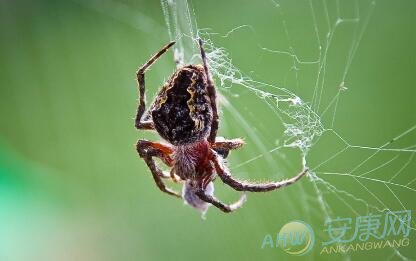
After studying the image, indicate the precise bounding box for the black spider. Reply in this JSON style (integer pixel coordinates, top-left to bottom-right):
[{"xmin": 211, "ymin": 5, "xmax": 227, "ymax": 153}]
[{"xmin": 134, "ymin": 39, "xmax": 308, "ymax": 214}]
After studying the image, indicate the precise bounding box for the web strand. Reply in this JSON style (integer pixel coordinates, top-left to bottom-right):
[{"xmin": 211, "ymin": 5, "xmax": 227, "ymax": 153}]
[{"xmin": 159, "ymin": 0, "xmax": 415, "ymax": 259}]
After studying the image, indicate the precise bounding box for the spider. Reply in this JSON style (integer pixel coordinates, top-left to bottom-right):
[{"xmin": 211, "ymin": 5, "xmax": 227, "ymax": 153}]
[{"xmin": 134, "ymin": 39, "xmax": 308, "ymax": 214}]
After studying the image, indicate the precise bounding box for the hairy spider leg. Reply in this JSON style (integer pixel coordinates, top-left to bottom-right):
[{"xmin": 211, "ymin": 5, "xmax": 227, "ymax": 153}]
[
  {"xmin": 198, "ymin": 39, "xmax": 219, "ymax": 143},
  {"xmin": 195, "ymin": 189, "xmax": 247, "ymax": 213},
  {"xmin": 212, "ymin": 151, "xmax": 308, "ymax": 192},
  {"xmin": 136, "ymin": 139, "xmax": 181, "ymax": 198},
  {"xmin": 135, "ymin": 41, "xmax": 176, "ymax": 130},
  {"xmin": 212, "ymin": 137, "xmax": 245, "ymax": 159},
  {"xmin": 192, "ymin": 137, "xmax": 247, "ymax": 213}
]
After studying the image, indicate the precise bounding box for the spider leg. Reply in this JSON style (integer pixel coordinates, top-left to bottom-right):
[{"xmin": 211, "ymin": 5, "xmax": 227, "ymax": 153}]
[
  {"xmin": 212, "ymin": 137, "xmax": 245, "ymax": 159},
  {"xmin": 136, "ymin": 140, "xmax": 181, "ymax": 182},
  {"xmin": 135, "ymin": 41, "xmax": 176, "ymax": 130},
  {"xmin": 136, "ymin": 139, "xmax": 174, "ymax": 166},
  {"xmin": 169, "ymin": 168, "xmax": 181, "ymax": 183},
  {"xmin": 195, "ymin": 189, "xmax": 247, "ymax": 213},
  {"xmin": 198, "ymin": 39, "xmax": 218, "ymax": 143},
  {"xmin": 136, "ymin": 139, "xmax": 181, "ymax": 198},
  {"xmin": 211, "ymin": 150, "xmax": 308, "ymax": 192}
]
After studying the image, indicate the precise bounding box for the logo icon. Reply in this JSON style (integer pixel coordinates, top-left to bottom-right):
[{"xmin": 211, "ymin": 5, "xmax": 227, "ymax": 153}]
[{"xmin": 277, "ymin": 220, "xmax": 315, "ymax": 256}]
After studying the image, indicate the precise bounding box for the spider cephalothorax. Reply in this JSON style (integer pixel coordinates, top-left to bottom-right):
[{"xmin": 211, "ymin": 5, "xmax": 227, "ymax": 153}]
[{"xmin": 134, "ymin": 39, "xmax": 308, "ymax": 214}]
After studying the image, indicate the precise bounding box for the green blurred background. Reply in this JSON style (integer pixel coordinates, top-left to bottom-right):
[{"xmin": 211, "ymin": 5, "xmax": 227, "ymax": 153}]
[{"xmin": 0, "ymin": 0, "xmax": 415, "ymax": 260}]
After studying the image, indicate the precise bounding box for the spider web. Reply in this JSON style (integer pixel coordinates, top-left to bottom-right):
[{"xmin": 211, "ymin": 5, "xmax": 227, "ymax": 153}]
[{"xmin": 160, "ymin": 0, "xmax": 416, "ymax": 259}]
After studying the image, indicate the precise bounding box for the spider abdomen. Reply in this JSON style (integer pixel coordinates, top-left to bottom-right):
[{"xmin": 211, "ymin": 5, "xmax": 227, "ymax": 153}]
[{"xmin": 151, "ymin": 65, "xmax": 213, "ymax": 145}]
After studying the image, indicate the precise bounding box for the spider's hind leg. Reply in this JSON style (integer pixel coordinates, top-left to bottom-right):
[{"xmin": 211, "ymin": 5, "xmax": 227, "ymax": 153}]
[
  {"xmin": 135, "ymin": 41, "xmax": 175, "ymax": 130},
  {"xmin": 198, "ymin": 39, "xmax": 219, "ymax": 143}
]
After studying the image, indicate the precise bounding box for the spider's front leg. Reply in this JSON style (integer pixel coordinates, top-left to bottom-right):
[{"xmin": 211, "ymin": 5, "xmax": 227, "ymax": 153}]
[
  {"xmin": 211, "ymin": 150, "xmax": 308, "ymax": 192},
  {"xmin": 193, "ymin": 138, "xmax": 247, "ymax": 213},
  {"xmin": 195, "ymin": 189, "xmax": 247, "ymax": 213},
  {"xmin": 135, "ymin": 41, "xmax": 175, "ymax": 130},
  {"xmin": 136, "ymin": 139, "xmax": 181, "ymax": 198}
]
